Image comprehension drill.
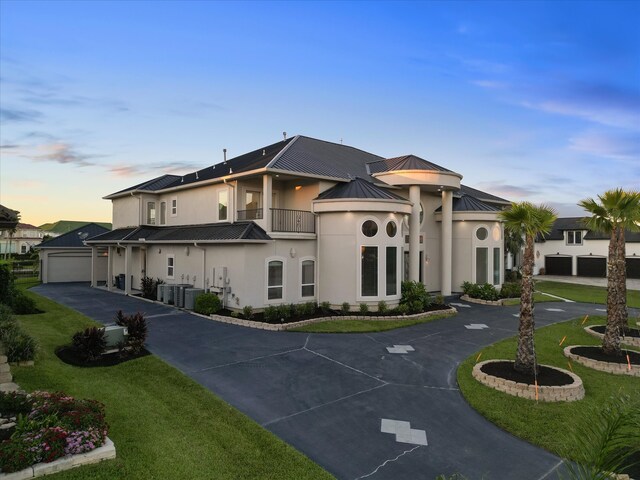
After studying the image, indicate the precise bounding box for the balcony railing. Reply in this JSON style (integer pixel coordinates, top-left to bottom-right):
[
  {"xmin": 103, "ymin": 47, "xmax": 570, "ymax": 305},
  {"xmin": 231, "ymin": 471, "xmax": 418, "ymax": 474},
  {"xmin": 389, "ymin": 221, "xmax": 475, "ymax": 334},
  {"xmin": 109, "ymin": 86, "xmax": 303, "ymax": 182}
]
[
  {"xmin": 237, "ymin": 209, "xmax": 263, "ymax": 220},
  {"xmin": 271, "ymin": 208, "xmax": 315, "ymax": 234}
]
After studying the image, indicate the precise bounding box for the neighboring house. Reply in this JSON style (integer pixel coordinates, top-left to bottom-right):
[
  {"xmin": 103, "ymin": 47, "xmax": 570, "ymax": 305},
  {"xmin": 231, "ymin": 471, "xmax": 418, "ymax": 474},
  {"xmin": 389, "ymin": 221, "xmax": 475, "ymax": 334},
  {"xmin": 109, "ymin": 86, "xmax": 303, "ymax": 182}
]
[
  {"xmin": 39, "ymin": 220, "xmax": 112, "ymax": 238},
  {"xmin": 534, "ymin": 217, "xmax": 640, "ymax": 278},
  {"xmin": 0, "ymin": 223, "xmax": 44, "ymax": 257},
  {"xmin": 86, "ymin": 135, "xmax": 510, "ymax": 308},
  {"xmin": 0, "ymin": 204, "xmax": 19, "ymax": 231},
  {"xmin": 37, "ymin": 223, "xmax": 111, "ymax": 283}
]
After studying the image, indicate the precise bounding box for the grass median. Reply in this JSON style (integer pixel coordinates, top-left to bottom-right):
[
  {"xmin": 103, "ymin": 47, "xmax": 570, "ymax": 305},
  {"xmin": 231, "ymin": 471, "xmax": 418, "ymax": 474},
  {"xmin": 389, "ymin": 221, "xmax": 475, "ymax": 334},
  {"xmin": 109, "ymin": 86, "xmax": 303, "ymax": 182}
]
[
  {"xmin": 9, "ymin": 287, "xmax": 332, "ymax": 480},
  {"xmin": 535, "ymin": 280, "xmax": 640, "ymax": 308}
]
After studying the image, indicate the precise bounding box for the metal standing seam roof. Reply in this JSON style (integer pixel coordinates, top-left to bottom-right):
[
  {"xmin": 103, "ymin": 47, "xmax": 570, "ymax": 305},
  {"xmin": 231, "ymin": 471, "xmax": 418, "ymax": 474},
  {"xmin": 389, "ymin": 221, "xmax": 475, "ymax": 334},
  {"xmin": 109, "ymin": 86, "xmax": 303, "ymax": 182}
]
[
  {"xmin": 435, "ymin": 194, "xmax": 501, "ymax": 213},
  {"xmin": 367, "ymin": 155, "xmax": 453, "ymax": 174},
  {"xmin": 86, "ymin": 222, "xmax": 272, "ymax": 243},
  {"xmin": 458, "ymin": 185, "xmax": 510, "ymax": 205},
  {"xmin": 37, "ymin": 223, "xmax": 111, "ymax": 249},
  {"xmin": 315, "ymin": 177, "xmax": 409, "ymax": 201}
]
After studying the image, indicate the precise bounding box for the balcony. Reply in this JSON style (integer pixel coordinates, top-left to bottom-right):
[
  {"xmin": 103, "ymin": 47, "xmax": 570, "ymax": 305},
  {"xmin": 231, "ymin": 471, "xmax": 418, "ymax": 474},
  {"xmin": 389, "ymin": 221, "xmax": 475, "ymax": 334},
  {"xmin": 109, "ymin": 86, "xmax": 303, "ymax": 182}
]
[
  {"xmin": 271, "ymin": 208, "xmax": 315, "ymax": 234},
  {"xmin": 237, "ymin": 209, "xmax": 263, "ymax": 220}
]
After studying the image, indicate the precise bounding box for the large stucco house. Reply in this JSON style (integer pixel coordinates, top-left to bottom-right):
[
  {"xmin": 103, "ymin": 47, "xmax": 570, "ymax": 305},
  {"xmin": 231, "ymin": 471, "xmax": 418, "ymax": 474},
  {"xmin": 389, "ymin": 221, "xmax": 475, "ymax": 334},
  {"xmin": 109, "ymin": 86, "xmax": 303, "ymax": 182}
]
[
  {"xmin": 535, "ymin": 217, "xmax": 640, "ymax": 278},
  {"xmin": 0, "ymin": 223, "xmax": 44, "ymax": 257},
  {"xmin": 86, "ymin": 135, "xmax": 510, "ymax": 310}
]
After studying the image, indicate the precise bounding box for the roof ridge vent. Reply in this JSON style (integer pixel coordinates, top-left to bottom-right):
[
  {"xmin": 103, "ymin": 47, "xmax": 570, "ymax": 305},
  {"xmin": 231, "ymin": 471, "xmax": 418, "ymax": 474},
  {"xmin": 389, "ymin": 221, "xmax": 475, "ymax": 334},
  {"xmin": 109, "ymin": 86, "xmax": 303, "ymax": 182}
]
[
  {"xmin": 181, "ymin": 177, "xmax": 184, "ymax": 183},
  {"xmin": 263, "ymin": 149, "xmax": 266, "ymax": 156},
  {"xmin": 195, "ymin": 171, "xmax": 199, "ymax": 180}
]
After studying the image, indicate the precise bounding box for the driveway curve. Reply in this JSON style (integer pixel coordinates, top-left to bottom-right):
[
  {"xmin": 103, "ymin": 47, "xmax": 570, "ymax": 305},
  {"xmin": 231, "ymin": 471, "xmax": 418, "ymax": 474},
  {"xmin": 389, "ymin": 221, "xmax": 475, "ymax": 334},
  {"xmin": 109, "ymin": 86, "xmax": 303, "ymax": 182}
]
[{"xmin": 32, "ymin": 284, "xmax": 634, "ymax": 480}]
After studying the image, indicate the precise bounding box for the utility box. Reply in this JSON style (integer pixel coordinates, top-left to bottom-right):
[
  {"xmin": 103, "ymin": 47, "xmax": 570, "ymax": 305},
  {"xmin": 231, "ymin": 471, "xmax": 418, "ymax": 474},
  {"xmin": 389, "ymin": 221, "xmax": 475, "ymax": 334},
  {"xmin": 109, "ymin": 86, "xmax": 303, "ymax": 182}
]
[
  {"xmin": 212, "ymin": 267, "xmax": 227, "ymax": 288},
  {"xmin": 184, "ymin": 288, "xmax": 205, "ymax": 310},
  {"xmin": 103, "ymin": 325, "xmax": 128, "ymax": 349}
]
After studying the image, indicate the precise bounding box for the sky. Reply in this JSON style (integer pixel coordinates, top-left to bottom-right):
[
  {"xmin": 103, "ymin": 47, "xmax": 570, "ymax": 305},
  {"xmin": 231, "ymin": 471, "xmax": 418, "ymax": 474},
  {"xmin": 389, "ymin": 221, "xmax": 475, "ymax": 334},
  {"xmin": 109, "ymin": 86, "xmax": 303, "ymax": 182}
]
[{"xmin": 1, "ymin": 0, "xmax": 639, "ymax": 226}]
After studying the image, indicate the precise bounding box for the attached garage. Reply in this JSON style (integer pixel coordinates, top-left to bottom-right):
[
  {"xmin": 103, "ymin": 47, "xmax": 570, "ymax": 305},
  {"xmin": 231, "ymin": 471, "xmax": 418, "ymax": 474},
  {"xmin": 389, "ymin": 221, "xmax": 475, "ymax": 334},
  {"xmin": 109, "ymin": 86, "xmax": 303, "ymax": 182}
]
[
  {"xmin": 577, "ymin": 256, "xmax": 607, "ymax": 278},
  {"xmin": 544, "ymin": 255, "xmax": 572, "ymax": 276},
  {"xmin": 37, "ymin": 223, "xmax": 110, "ymax": 284},
  {"xmin": 627, "ymin": 257, "xmax": 640, "ymax": 279}
]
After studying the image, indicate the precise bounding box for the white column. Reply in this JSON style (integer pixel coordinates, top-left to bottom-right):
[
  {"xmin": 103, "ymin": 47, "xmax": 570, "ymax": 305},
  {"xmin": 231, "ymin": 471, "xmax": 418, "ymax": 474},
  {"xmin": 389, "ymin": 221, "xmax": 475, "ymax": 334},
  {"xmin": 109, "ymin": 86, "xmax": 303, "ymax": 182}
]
[
  {"xmin": 409, "ymin": 185, "xmax": 421, "ymax": 282},
  {"xmin": 124, "ymin": 245, "xmax": 132, "ymax": 295},
  {"xmin": 90, "ymin": 246, "xmax": 98, "ymax": 287},
  {"xmin": 441, "ymin": 190, "xmax": 453, "ymax": 296},
  {"xmin": 263, "ymin": 174, "xmax": 272, "ymax": 232},
  {"xmin": 107, "ymin": 247, "xmax": 113, "ymax": 291}
]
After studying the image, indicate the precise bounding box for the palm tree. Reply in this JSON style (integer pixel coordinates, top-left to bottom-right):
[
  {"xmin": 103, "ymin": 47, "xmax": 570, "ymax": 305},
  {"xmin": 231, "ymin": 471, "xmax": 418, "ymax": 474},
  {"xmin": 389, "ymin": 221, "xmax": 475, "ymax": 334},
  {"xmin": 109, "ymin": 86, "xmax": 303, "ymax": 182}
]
[
  {"xmin": 499, "ymin": 202, "xmax": 557, "ymax": 375},
  {"xmin": 504, "ymin": 228, "xmax": 524, "ymax": 273},
  {"xmin": 579, "ymin": 189, "xmax": 640, "ymax": 356}
]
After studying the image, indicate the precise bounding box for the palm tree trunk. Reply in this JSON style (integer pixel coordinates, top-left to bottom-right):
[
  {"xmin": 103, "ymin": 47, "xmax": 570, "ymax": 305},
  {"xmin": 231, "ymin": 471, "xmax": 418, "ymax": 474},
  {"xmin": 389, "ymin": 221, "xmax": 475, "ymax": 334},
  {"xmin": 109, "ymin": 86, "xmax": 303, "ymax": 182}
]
[
  {"xmin": 603, "ymin": 227, "xmax": 621, "ymax": 356},
  {"xmin": 514, "ymin": 234, "xmax": 537, "ymax": 375},
  {"xmin": 616, "ymin": 227, "xmax": 629, "ymax": 333}
]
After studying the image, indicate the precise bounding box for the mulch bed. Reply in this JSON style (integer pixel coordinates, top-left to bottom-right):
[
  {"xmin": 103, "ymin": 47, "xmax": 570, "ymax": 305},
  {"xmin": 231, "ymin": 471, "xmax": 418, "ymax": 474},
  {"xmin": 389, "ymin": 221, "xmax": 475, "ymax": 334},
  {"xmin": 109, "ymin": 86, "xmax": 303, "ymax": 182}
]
[
  {"xmin": 590, "ymin": 325, "xmax": 640, "ymax": 338},
  {"xmin": 214, "ymin": 303, "xmax": 452, "ymax": 324},
  {"xmin": 570, "ymin": 346, "xmax": 640, "ymax": 365},
  {"xmin": 480, "ymin": 360, "xmax": 574, "ymax": 386},
  {"xmin": 55, "ymin": 346, "xmax": 151, "ymax": 368}
]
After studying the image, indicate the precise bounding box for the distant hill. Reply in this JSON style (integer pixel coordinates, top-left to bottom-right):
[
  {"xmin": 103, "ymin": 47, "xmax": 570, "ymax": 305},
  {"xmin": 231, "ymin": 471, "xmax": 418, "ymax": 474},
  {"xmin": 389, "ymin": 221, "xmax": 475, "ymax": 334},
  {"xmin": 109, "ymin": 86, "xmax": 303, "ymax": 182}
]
[{"xmin": 39, "ymin": 220, "xmax": 112, "ymax": 236}]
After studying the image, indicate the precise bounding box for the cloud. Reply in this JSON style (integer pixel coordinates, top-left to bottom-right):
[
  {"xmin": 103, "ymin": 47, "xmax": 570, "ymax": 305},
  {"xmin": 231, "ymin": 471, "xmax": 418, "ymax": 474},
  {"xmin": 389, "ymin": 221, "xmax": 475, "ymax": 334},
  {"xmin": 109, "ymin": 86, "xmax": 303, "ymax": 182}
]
[
  {"xmin": 0, "ymin": 107, "xmax": 42, "ymax": 123},
  {"xmin": 474, "ymin": 181, "xmax": 540, "ymax": 199},
  {"xmin": 569, "ymin": 130, "xmax": 640, "ymax": 160},
  {"xmin": 471, "ymin": 80, "xmax": 508, "ymax": 89},
  {"xmin": 20, "ymin": 92, "xmax": 129, "ymax": 112},
  {"xmin": 1, "ymin": 142, "xmax": 101, "ymax": 167},
  {"xmin": 108, "ymin": 161, "xmax": 203, "ymax": 177}
]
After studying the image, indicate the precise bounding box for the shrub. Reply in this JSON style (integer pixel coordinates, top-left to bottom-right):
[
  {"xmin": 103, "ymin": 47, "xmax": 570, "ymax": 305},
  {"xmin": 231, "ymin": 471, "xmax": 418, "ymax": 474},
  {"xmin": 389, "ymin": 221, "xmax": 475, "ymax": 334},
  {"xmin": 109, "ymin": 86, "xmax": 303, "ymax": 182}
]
[
  {"xmin": 242, "ymin": 305, "xmax": 254, "ymax": 320},
  {"xmin": 0, "ymin": 437, "xmax": 37, "ymax": 473},
  {"xmin": 396, "ymin": 304, "xmax": 409, "ymax": 315},
  {"xmin": 538, "ymin": 267, "xmax": 546, "ymax": 275},
  {"xmin": 500, "ymin": 282, "xmax": 522, "ymax": 299},
  {"xmin": 341, "ymin": 302, "xmax": 350, "ymax": 315},
  {"xmin": 194, "ymin": 293, "xmax": 222, "ymax": 315},
  {"xmin": 0, "ymin": 303, "xmax": 14, "ymax": 322},
  {"xmin": 2, "ymin": 330, "xmax": 38, "ymax": 363},
  {"xmin": 10, "ymin": 291, "xmax": 38, "ymax": 315},
  {"xmin": 71, "ymin": 327, "xmax": 106, "ymax": 362},
  {"xmin": 434, "ymin": 294, "xmax": 445, "ymax": 305},
  {"xmin": 304, "ymin": 302, "xmax": 317, "ymax": 316},
  {"xmin": 140, "ymin": 276, "xmax": 164, "ymax": 300},
  {"xmin": 320, "ymin": 301, "xmax": 331, "ymax": 314},
  {"xmin": 463, "ymin": 282, "xmax": 499, "ymax": 301},
  {"xmin": 461, "ymin": 281, "xmax": 473, "ymax": 295},
  {"xmin": 115, "ymin": 311, "xmax": 148, "ymax": 355},
  {"xmin": 504, "ymin": 270, "xmax": 522, "ymax": 282},
  {"xmin": 0, "ymin": 264, "xmax": 15, "ymax": 306},
  {"xmin": 230, "ymin": 311, "xmax": 240, "ymax": 318},
  {"xmin": 400, "ymin": 281, "xmax": 432, "ymax": 313},
  {"xmin": 0, "ymin": 391, "xmax": 31, "ymax": 415},
  {"xmin": 359, "ymin": 303, "xmax": 369, "ymax": 315},
  {"xmin": 263, "ymin": 305, "xmax": 279, "ymax": 323},
  {"xmin": 377, "ymin": 300, "xmax": 388, "ymax": 314},
  {"xmin": 276, "ymin": 304, "xmax": 293, "ymax": 321}
]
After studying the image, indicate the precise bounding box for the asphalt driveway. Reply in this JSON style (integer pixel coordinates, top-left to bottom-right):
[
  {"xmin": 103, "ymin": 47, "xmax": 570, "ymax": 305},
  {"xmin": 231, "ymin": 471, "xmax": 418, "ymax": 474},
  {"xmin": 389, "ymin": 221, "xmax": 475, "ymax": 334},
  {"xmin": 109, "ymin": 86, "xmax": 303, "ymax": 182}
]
[{"xmin": 32, "ymin": 284, "xmax": 626, "ymax": 480}]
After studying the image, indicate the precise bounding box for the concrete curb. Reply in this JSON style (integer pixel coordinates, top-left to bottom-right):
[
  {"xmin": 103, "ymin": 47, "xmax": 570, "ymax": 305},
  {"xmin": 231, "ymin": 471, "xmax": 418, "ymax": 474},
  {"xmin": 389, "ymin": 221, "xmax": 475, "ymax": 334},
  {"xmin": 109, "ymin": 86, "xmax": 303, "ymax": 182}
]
[{"xmin": 472, "ymin": 360, "xmax": 585, "ymax": 402}]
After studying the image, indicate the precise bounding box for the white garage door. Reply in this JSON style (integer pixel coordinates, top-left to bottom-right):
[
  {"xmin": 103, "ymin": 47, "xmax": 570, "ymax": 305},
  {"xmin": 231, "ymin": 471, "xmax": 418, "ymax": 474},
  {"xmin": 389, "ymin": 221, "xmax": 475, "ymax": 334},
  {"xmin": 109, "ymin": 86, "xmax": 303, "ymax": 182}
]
[{"xmin": 48, "ymin": 252, "xmax": 92, "ymax": 283}]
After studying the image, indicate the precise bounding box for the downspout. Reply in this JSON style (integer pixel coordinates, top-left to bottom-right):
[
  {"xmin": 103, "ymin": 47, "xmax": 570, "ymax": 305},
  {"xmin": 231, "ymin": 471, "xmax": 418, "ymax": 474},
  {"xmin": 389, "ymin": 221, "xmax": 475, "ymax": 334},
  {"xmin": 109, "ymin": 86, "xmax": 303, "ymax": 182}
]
[
  {"xmin": 316, "ymin": 213, "xmax": 320, "ymax": 304},
  {"xmin": 193, "ymin": 242, "xmax": 206, "ymax": 290}
]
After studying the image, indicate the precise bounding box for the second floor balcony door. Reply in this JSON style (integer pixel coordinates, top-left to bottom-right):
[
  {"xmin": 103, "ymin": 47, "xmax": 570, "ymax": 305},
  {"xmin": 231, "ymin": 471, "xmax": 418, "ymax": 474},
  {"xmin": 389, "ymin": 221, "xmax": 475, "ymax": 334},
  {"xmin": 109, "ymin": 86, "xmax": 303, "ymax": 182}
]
[{"xmin": 245, "ymin": 191, "xmax": 261, "ymax": 220}]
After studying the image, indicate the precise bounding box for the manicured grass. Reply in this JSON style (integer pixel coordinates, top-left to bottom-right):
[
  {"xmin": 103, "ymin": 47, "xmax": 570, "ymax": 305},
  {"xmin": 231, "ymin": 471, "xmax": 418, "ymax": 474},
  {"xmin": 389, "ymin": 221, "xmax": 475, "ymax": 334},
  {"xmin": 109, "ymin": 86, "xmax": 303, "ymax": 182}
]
[
  {"xmin": 10, "ymin": 288, "xmax": 333, "ymax": 480},
  {"xmin": 536, "ymin": 280, "xmax": 640, "ymax": 308},
  {"xmin": 458, "ymin": 316, "xmax": 640, "ymax": 463},
  {"xmin": 500, "ymin": 292, "xmax": 558, "ymax": 306},
  {"xmin": 290, "ymin": 312, "xmax": 455, "ymax": 333}
]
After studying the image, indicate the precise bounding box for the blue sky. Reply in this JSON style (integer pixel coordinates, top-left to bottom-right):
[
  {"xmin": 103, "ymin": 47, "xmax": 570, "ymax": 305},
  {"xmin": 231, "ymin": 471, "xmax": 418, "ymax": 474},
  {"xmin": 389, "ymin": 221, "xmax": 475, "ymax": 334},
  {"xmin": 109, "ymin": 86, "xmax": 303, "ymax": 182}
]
[{"xmin": 1, "ymin": 0, "xmax": 638, "ymax": 225}]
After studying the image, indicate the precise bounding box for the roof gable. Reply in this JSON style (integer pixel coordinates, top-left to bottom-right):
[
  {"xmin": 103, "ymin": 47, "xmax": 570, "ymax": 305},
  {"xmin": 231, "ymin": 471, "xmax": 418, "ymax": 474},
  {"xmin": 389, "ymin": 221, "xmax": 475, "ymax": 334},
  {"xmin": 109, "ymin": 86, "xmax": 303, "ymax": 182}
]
[{"xmin": 38, "ymin": 223, "xmax": 111, "ymax": 248}]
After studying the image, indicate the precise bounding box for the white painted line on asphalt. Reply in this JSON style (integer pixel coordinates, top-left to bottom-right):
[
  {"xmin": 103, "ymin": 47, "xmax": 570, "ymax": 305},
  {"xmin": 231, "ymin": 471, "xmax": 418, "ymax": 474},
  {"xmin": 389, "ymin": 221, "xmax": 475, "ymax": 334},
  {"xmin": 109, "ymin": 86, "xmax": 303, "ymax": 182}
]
[
  {"xmin": 465, "ymin": 323, "xmax": 489, "ymax": 330},
  {"xmin": 537, "ymin": 291, "xmax": 575, "ymax": 303},
  {"xmin": 512, "ymin": 314, "xmax": 520, "ymax": 317},
  {"xmin": 545, "ymin": 308, "xmax": 565, "ymax": 312},
  {"xmin": 449, "ymin": 302, "xmax": 471, "ymax": 308},
  {"xmin": 386, "ymin": 345, "xmax": 415, "ymax": 354},
  {"xmin": 380, "ymin": 419, "xmax": 428, "ymax": 446},
  {"xmin": 146, "ymin": 312, "xmax": 179, "ymax": 319},
  {"xmin": 596, "ymin": 308, "xmax": 607, "ymax": 312},
  {"xmin": 537, "ymin": 459, "xmax": 565, "ymax": 480}
]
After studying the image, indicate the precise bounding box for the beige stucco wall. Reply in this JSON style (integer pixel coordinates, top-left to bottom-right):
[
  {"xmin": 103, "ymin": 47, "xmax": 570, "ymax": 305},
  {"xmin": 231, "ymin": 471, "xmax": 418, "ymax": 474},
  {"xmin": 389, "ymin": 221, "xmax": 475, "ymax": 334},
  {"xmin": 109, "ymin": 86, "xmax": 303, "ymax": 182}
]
[{"xmin": 112, "ymin": 196, "xmax": 141, "ymax": 229}]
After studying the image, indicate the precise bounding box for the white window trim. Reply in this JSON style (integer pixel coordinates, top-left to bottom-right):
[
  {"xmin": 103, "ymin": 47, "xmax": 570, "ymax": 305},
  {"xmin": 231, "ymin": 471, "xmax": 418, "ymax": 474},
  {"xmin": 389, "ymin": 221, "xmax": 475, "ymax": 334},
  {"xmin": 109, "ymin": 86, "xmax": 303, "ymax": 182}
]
[
  {"xmin": 170, "ymin": 196, "xmax": 178, "ymax": 217},
  {"xmin": 166, "ymin": 254, "xmax": 175, "ymax": 280},
  {"xmin": 566, "ymin": 230, "xmax": 583, "ymax": 246},
  {"xmin": 160, "ymin": 201, "xmax": 167, "ymax": 225},
  {"xmin": 385, "ymin": 245, "xmax": 401, "ymax": 297},
  {"xmin": 265, "ymin": 256, "xmax": 286, "ymax": 304},
  {"xmin": 357, "ymin": 244, "xmax": 380, "ymax": 300},
  {"xmin": 147, "ymin": 201, "xmax": 156, "ymax": 225},
  {"xmin": 360, "ymin": 217, "xmax": 380, "ymax": 239},
  {"xmin": 299, "ymin": 256, "xmax": 316, "ymax": 300},
  {"xmin": 218, "ymin": 189, "xmax": 229, "ymax": 222}
]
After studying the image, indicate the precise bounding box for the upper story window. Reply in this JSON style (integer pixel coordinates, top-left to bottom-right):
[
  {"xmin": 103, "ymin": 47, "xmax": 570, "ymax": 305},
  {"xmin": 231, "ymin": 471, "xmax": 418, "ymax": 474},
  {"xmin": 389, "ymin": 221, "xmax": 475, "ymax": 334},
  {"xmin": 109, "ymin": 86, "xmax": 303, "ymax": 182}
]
[
  {"xmin": 160, "ymin": 202, "xmax": 167, "ymax": 225},
  {"xmin": 147, "ymin": 202, "xmax": 156, "ymax": 225},
  {"xmin": 362, "ymin": 220, "xmax": 378, "ymax": 237},
  {"xmin": 476, "ymin": 227, "xmax": 488, "ymax": 241},
  {"xmin": 567, "ymin": 230, "xmax": 583, "ymax": 245},
  {"xmin": 171, "ymin": 197, "xmax": 178, "ymax": 217},
  {"xmin": 218, "ymin": 190, "xmax": 228, "ymax": 221},
  {"xmin": 386, "ymin": 221, "xmax": 397, "ymax": 238}
]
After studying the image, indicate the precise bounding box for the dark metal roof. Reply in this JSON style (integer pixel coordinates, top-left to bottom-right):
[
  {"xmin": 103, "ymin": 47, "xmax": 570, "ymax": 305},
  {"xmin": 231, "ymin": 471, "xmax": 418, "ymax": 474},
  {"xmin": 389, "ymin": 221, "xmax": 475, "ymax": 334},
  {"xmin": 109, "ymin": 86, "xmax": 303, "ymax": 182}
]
[
  {"xmin": 458, "ymin": 185, "xmax": 510, "ymax": 205},
  {"xmin": 315, "ymin": 178, "xmax": 408, "ymax": 201},
  {"xmin": 435, "ymin": 194, "xmax": 501, "ymax": 213},
  {"xmin": 111, "ymin": 174, "xmax": 182, "ymax": 196},
  {"xmin": 86, "ymin": 222, "xmax": 271, "ymax": 243},
  {"xmin": 368, "ymin": 155, "xmax": 453, "ymax": 174},
  {"xmin": 269, "ymin": 136, "xmax": 383, "ymax": 181},
  {"xmin": 37, "ymin": 223, "xmax": 111, "ymax": 249},
  {"xmin": 537, "ymin": 217, "xmax": 640, "ymax": 242}
]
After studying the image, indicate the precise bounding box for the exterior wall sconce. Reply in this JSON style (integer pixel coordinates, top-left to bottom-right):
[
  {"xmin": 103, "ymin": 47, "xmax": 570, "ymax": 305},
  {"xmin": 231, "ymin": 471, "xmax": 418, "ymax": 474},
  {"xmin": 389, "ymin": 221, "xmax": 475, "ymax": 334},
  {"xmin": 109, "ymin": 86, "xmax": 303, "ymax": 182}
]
[
  {"xmin": 295, "ymin": 185, "xmax": 302, "ymax": 191},
  {"xmin": 158, "ymin": 248, "xmax": 161, "ymax": 254},
  {"xmin": 185, "ymin": 246, "xmax": 190, "ymax": 256},
  {"xmin": 290, "ymin": 248, "xmax": 296, "ymax": 258}
]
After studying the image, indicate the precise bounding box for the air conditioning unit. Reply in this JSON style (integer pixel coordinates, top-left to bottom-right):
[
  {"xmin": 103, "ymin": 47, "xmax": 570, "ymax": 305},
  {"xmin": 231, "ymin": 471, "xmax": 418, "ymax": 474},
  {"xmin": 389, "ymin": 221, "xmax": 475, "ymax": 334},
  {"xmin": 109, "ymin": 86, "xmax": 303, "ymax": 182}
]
[
  {"xmin": 103, "ymin": 325, "xmax": 128, "ymax": 349},
  {"xmin": 184, "ymin": 288, "xmax": 205, "ymax": 310},
  {"xmin": 162, "ymin": 285, "xmax": 174, "ymax": 305},
  {"xmin": 157, "ymin": 284, "xmax": 164, "ymax": 302},
  {"xmin": 175, "ymin": 284, "xmax": 193, "ymax": 308}
]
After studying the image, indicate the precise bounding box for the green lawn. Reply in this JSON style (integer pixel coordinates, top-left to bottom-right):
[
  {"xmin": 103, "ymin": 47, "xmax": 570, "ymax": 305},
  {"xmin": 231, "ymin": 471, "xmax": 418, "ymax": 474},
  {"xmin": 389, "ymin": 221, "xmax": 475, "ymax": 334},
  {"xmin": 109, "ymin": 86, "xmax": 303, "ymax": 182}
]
[
  {"xmin": 458, "ymin": 316, "xmax": 640, "ymax": 464},
  {"xmin": 290, "ymin": 312, "xmax": 455, "ymax": 333},
  {"xmin": 536, "ymin": 280, "xmax": 640, "ymax": 308},
  {"xmin": 500, "ymin": 292, "xmax": 558, "ymax": 306},
  {"xmin": 9, "ymin": 289, "xmax": 332, "ymax": 480}
]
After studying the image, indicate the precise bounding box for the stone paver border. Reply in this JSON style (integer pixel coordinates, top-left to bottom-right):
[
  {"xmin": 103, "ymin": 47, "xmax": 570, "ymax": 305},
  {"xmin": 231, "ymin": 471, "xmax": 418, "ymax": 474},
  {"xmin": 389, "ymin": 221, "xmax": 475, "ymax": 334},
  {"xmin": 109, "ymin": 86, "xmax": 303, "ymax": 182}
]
[
  {"xmin": 584, "ymin": 325, "xmax": 640, "ymax": 348},
  {"xmin": 0, "ymin": 438, "xmax": 116, "ymax": 480},
  {"xmin": 209, "ymin": 307, "xmax": 457, "ymax": 331},
  {"xmin": 460, "ymin": 295, "xmax": 505, "ymax": 306},
  {"xmin": 472, "ymin": 360, "xmax": 585, "ymax": 402},
  {"xmin": 564, "ymin": 345, "xmax": 640, "ymax": 377}
]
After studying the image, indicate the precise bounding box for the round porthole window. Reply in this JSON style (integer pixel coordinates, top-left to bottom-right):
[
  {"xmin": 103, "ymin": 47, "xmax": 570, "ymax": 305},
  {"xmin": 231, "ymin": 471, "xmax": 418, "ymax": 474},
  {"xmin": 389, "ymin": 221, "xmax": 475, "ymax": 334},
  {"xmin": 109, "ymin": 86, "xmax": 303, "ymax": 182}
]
[
  {"xmin": 386, "ymin": 221, "xmax": 397, "ymax": 237},
  {"xmin": 476, "ymin": 227, "xmax": 488, "ymax": 241},
  {"xmin": 362, "ymin": 220, "xmax": 378, "ymax": 237}
]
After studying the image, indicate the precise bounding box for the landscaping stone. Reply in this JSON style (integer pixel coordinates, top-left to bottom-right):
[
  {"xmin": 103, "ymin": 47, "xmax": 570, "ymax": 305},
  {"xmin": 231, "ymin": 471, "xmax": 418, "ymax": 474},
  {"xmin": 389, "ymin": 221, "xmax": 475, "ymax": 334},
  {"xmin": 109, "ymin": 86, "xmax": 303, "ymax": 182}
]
[
  {"xmin": 584, "ymin": 325, "xmax": 640, "ymax": 348},
  {"xmin": 0, "ymin": 383, "xmax": 20, "ymax": 393},
  {"xmin": 460, "ymin": 295, "xmax": 504, "ymax": 306},
  {"xmin": 564, "ymin": 345, "xmax": 640, "ymax": 377}
]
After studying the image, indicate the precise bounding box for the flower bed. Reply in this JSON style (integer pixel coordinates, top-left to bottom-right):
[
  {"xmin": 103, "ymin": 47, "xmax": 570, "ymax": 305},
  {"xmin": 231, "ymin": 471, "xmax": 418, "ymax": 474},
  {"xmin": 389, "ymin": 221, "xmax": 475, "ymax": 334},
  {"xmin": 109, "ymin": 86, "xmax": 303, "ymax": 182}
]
[
  {"xmin": 584, "ymin": 325, "xmax": 640, "ymax": 348},
  {"xmin": 0, "ymin": 391, "xmax": 113, "ymax": 475}
]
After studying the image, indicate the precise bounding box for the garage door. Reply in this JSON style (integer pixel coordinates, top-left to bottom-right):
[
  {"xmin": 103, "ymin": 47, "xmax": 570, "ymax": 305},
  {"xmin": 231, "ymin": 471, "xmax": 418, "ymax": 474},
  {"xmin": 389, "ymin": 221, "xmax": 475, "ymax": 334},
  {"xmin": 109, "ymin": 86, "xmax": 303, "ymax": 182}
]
[
  {"xmin": 577, "ymin": 257, "xmax": 607, "ymax": 277},
  {"xmin": 627, "ymin": 257, "xmax": 640, "ymax": 279},
  {"xmin": 545, "ymin": 256, "xmax": 572, "ymax": 276},
  {"xmin": 48, "ymin": 253, "xmax": 92, "ymax": 283}
]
